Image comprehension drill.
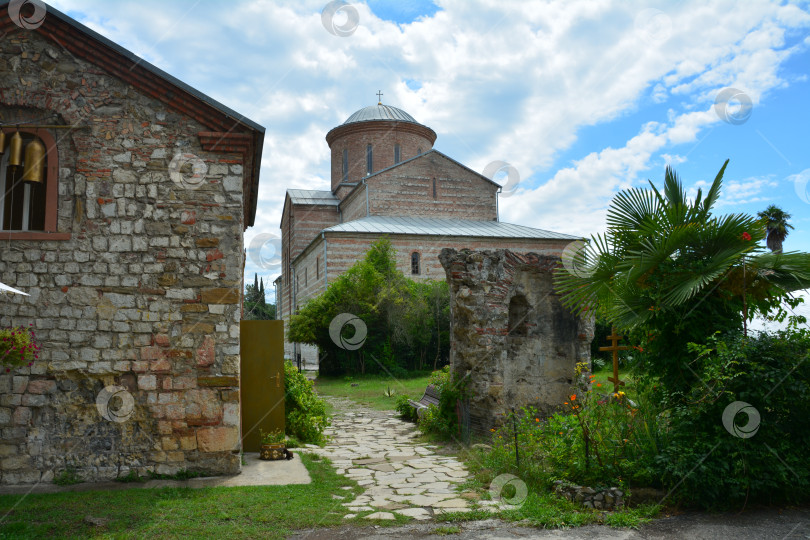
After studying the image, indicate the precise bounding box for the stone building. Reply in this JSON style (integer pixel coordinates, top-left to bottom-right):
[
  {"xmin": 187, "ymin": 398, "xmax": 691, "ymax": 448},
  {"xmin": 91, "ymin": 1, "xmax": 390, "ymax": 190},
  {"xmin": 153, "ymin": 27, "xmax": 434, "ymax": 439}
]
[
  {"xmin": 277, "ymin": 103, "xmax": 580, "ymax": 365},
  {"xmin": 0, "ymin": 3, "xmax": 263, "ymax": 483}
]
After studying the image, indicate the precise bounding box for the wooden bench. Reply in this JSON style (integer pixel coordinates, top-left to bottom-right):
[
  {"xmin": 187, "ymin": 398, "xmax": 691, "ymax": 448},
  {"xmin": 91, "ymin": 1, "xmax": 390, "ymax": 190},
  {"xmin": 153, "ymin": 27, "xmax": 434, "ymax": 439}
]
[{"xmin": 408, "ymin": 384, "xmax": 440, "ymax": 418}]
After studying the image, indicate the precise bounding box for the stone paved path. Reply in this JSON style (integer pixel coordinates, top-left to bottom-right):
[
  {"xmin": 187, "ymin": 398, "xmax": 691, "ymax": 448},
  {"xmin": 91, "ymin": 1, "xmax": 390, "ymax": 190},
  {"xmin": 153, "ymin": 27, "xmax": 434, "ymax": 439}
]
[{"xmin": 307, "ymin": 396, "xmax": 478, "ymax": 521}]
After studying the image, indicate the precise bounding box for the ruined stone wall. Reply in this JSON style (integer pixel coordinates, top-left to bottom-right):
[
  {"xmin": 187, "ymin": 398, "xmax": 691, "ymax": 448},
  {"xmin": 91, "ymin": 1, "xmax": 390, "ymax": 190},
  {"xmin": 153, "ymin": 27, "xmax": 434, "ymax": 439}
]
[
  {"xmin": 0, "ymin": 28, "xmax": 245, "ymax": 483},
  {"xmin": 439, "ymin": 248, "xmax": 594, "ymax": 431}
]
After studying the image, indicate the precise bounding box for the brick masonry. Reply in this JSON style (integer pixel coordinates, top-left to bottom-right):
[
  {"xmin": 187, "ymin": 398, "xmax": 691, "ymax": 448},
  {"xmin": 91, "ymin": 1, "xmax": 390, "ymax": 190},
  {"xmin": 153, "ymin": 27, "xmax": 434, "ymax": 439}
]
[{"xmin": 0, "ymin": 22, "xmax": 258, "ymax": 483}]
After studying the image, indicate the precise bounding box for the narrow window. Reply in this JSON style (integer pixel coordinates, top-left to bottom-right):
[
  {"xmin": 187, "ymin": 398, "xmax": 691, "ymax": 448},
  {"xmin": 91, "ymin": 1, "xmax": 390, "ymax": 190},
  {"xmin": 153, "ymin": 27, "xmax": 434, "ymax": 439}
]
[
  {"xmin": 417, "ymin": 147, "xmax": 422, "ymax": 155},
  {"xmin": 411, "ymin": 252, "xmax": 420, "ymax": 275},
  {"xmin": 316, "ymin": 256, "xmax": 320, "ymax": 280},
  {"xmin": 394, "ymin": 143, "xmax": 401, "ymax": 164},
  {"xmin": 305, "ymin": 267, "xmax": 308, "ymax": 288},
  {"xmin": 342, "ymin": 149, "xmax": 348, "ymax": 181},
  {"xmin": 366, "ymin": 144, "xmax": 373, "ymax": 175},
  {"xmin": 432, "ymin": 178, "xmax": 437, "ymax": 199}
]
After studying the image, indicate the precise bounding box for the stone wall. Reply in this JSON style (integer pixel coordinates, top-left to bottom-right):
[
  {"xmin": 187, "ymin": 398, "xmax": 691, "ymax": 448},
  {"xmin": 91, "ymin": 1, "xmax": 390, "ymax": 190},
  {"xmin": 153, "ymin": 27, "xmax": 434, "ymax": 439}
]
[
  {"xmin": 439, "ymin": 248, "xmax": 594, "ymax": 430},
  {"xmin": 0, "ymin": 26, "xmax": 247, "ymax": 483}
]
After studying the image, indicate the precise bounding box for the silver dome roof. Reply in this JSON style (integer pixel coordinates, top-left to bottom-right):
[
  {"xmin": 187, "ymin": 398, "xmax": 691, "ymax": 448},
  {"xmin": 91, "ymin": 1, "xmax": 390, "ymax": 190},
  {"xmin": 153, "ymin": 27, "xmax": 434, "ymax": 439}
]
[{"xmin": 343, "ymin": 104, "xmax": 419, "ymax": 125}]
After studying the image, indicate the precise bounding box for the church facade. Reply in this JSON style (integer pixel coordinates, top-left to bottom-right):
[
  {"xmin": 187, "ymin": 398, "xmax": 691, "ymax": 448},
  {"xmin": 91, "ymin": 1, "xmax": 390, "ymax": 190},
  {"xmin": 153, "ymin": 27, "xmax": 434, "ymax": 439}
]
[{"xmin": 277, "ymin": 103, "xmax": 579, "ymax": 365}]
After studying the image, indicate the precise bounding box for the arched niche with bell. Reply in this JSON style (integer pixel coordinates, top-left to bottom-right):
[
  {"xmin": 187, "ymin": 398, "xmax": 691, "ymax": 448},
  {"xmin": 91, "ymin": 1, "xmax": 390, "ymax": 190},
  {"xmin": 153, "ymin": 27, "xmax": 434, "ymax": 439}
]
[{"xmin": 0, "ymin": 126, "xmax": 58, "ymax": 233}]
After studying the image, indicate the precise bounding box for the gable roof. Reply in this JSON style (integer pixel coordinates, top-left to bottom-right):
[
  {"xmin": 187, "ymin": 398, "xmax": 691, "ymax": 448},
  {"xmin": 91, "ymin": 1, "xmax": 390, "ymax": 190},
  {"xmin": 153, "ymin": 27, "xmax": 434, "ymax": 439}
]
[
  {"xmin": 0, "ymin": 1, "xmax": 265, "ymax": 227},
  {"xmin": 341, "ymin": 149, "xmax": 502, "ymax": 203},
  {"xmin": 287, "ymin": 189, "xmax": 340, "ymax": 206}
]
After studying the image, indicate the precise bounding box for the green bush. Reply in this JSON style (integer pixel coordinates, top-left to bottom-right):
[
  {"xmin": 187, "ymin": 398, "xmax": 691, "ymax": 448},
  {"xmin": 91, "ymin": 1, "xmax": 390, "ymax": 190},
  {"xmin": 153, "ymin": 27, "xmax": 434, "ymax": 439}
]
[
  {"xmin": 284, "ymin": 360, "xmax": 329, "ymax": 444},
  {"xmin": 416, "ymin": 366, "xmax": 467, "ymax": 438},
  {"xmin": 654, "ymin": 329, "xmax": 810, "ymax": 509},
  {"xmin": 395, "ymin": 395, "xmax": 417, "ymax": 422}
]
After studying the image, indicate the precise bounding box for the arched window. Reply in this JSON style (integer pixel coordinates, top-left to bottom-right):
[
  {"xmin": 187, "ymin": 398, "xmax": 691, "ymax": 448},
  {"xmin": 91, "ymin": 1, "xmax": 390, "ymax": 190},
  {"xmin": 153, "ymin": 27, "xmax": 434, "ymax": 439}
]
[
  {"xmin": 432, "ymin": 178, "xmax": 437, "ymax": 199},
  {"xmin": 366, "ymin": 144, "xmax": 373, "ymax": 175},
  {"xmin": 508, "ymin": 294, "xmax": 529, "ymax": 336},
  {"xmin": 342, "ymin": 149, "xmax": 348, "ymax": 181},
  {"xmin": 411, "ymin": 252, "xmax": 420, "ymax": 275},
  {"xmin": 394, "ymin": 143, "xmax": 401, "ymax": 164},
  {"xmin": 417, "ymin": 146, "xmax": 422, "ymax": 155}
]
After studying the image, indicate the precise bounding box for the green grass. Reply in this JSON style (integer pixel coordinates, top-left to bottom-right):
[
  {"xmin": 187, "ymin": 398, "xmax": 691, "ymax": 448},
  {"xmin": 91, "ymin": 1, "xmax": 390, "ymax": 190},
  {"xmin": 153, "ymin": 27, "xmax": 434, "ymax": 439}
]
[
  {"xmin": 314, "ymin": 372, "xmax": 432, "ymax": 411},
  {"xmin": 431, "ymin": 524, "xmax": 461, "ymax": 535},
  {"xmin": 0, "ymin": 454, "xmax": 362, "ymax": 539}
]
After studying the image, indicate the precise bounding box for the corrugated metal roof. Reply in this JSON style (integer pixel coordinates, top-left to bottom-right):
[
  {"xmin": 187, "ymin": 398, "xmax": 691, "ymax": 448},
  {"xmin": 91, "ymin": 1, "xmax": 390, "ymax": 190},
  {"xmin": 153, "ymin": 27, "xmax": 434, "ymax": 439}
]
[
  {"xmin": 323, "ymin": 216, "xmax": 580, "ymax": 240},
  {"xmin": 287, "ymin": 189, "xmax": 339, "ymax": 206},
  {"xmin": 344, "ymin": 104, "xmax": 419, "ymax": 125}
]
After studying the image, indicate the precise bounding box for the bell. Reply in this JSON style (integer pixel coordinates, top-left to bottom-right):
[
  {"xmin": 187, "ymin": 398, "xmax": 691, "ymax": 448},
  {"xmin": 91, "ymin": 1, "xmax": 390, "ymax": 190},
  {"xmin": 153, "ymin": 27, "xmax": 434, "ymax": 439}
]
[
  {"xmin": 8, "ymin": 132, "xmax": 22, "ymax": 167},
  {"xmin": 0, "ymin": 131, "xmax": 5, "ymax": 154},
  {"xmin": 22, "ymin": 139, "xmax": 45, "ymax": 184}
]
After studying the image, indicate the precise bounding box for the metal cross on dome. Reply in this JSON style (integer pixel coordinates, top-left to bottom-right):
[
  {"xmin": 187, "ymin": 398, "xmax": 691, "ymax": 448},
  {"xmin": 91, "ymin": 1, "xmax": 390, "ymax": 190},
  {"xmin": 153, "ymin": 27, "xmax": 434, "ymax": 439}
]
[{"xmin": 376, "ymin": 90, "xmax": 383, "ymax": 104}]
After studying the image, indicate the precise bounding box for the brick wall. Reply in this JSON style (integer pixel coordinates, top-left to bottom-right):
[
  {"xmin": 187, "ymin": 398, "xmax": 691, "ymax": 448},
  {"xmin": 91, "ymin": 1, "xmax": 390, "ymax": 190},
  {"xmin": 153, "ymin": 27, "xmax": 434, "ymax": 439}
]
[
  {"xmin": 0, "ymin": 28, "xmax": 247, "ymax": 483},
  {"xmin": 327, "ymin": 120, "xmax": 436, "ymax": 194},
  {"xmin": 367, "ymin": 152, "xmax": 498, "ymax": 220}
]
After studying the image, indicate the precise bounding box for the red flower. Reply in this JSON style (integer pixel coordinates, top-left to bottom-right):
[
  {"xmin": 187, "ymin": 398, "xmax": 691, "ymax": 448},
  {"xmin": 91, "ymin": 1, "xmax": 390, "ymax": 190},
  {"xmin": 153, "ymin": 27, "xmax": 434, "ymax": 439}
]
[{"xmin": 741, "ymin": 232, "xmax": 752, "ymax": 241}]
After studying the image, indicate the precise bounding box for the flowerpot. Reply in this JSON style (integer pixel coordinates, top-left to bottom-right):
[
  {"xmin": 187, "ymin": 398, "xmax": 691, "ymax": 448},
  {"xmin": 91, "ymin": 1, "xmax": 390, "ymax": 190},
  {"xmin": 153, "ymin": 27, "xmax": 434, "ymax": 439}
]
[{"xmin": 259, "ymin": 443, "xmax": 287, "ymax": 461}]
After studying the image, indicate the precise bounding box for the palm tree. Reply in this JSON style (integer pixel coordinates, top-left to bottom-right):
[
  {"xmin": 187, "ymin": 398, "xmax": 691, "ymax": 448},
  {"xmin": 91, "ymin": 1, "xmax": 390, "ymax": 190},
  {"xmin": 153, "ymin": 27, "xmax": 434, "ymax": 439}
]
[
  {"xmin": 554, "ymin": 160, "xmax": 810, "ymax": 392},
  {"xmin": 757, "ymin": 204, "xmax": 794, "ymax": 253}
]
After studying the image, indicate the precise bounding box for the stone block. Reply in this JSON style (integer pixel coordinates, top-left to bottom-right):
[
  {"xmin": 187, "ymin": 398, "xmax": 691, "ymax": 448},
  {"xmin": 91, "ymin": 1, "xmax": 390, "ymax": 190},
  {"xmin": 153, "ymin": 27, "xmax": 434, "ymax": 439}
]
[
  {"xmin": 196, "ymin": 427, "xmax": 239, "ymax": 453},
  {"xmin": 21, "ymin": 394, "xmax": 47, "ymax": 407},
  {"xmin": 200, "ymin": 288, "xmax": 239, "ymax": 304},
  {"xmin": 138, "ymin": 374, "xmax": 157, "ymax": 391},
  {"xmin": 26, "ymin": 380, "xmax": 57, "ymax": 394},
  {"xmin": 12, "ymin": 407, "xmax": 31, "ymax": 425},
  {"xmin": 196, "ymin": 335, "xmax": 215, "ymax": 367},
  {"xmin": 197, "ymin": 376, "xmax": 238, "ymax": 387},
  {"xmin": 12, "ymin": 376, "xmax": 28, "ymax": 394}
]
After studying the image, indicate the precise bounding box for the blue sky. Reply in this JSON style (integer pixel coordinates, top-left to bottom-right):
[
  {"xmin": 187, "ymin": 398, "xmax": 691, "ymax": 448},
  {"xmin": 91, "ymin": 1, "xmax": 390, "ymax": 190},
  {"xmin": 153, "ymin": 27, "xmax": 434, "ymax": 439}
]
[{"xmin": 50, "ymin": 0, "xmax": 810, "ymax": 317}]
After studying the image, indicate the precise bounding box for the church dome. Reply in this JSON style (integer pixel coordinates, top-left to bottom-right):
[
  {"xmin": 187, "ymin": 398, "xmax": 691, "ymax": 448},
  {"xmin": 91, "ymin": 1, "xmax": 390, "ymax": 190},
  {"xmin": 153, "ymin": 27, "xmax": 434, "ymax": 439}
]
[{"xmin": 343, "ymin": 104, "xmax": 419, "ymax": 125}]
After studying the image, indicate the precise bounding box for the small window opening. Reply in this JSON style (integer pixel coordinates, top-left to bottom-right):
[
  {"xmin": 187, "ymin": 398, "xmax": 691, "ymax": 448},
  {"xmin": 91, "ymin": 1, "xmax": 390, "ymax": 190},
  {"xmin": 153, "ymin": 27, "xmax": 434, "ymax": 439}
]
[
  {"xmin": 411, "ymin": 252, "xmax": 420, "ymax": 275},
  {"xmin": 366, "ymin": 144, "xmax": 373, "ymax": 174},
  {"xmin": 508, "ymin": 294, "xmax": 530, "ymax": 336},
  {"xmin": 342, "ymin": 149, "xmax": 348, "ymax": 181},
  {"xmin": 394, "ymin": 143, "xmax": 401, "ymax": 164}
]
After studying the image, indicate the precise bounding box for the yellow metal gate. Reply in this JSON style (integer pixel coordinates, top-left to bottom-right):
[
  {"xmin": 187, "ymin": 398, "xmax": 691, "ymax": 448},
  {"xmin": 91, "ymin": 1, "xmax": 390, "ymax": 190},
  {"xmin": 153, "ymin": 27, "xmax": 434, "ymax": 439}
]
[{"xmin": 239, "ymin": 320, "xmax": 285, "ymax": 452}]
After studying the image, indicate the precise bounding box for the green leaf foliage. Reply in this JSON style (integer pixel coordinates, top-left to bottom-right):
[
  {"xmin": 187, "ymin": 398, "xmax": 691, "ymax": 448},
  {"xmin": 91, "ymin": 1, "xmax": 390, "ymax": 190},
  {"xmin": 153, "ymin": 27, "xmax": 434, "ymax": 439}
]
[
  {"xmin": 554, "ymin": 160, "xmax": 810, "ymax": 392},
  {"xmin": 288, "ymin": 237, "xmax": 450, "ymax": 375}
]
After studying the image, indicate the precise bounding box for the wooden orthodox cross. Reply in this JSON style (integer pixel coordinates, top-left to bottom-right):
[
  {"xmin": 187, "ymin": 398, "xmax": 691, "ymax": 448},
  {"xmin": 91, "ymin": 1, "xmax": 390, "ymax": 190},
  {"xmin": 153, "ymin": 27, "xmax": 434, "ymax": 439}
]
[
  {"xmin": 598, "ymin": 326, "xmax": 630, "ymax": 394},
  {"xmin": 376, "ymin": 90, "xmax": 383, "ymax": 104}
]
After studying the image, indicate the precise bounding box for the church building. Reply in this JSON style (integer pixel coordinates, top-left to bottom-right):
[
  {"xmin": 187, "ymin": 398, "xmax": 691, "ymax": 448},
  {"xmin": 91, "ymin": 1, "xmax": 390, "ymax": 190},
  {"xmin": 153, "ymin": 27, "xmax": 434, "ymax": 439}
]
[{"xmin": 277, "ymin": 100, "xmax": 579, "ymax": 365}]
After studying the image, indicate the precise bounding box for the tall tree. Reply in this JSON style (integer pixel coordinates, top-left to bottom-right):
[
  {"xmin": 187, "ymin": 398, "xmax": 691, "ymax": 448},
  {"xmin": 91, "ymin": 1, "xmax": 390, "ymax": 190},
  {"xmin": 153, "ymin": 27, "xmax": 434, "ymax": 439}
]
[
  {"xmin": 757, "ymin": 204, "xmax": 794, "ymax": 253},
  {"xmin": 259, "ymin": 277, "xmax": 266, "ymax": 305}
]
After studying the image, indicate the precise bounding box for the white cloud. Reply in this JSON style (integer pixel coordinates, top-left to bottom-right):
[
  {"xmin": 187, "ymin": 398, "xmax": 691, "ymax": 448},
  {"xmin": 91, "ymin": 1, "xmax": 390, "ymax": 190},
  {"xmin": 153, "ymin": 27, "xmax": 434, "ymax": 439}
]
[{"xmin": 46, "ymin": 0, "xmax": 810, "ymax": 292}]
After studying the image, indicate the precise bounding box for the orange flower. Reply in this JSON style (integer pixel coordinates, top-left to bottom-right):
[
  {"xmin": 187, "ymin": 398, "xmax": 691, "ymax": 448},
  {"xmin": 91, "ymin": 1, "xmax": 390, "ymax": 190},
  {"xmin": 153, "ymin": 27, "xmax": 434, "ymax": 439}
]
[
  {"xmin": 490, "ymin": 428, "xmax": 495, "ymax": 432},
  {"xmin": 596, "ymin": 383, "xmax": 602, "ymax": 387},
  {"xmin": 564, "ymin": 402, "xmax": 569, "ymax": 405},
  {"xmin": 570, "ymin": 394, "xmax": 577, "ymax": 401},
  {"xmin": 535, "ymin": 418, "xmax": 539, "ymax": 422},
  {"xmin": 558, "ymin": 432, "xmax": 563, "ymax": 435}
]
